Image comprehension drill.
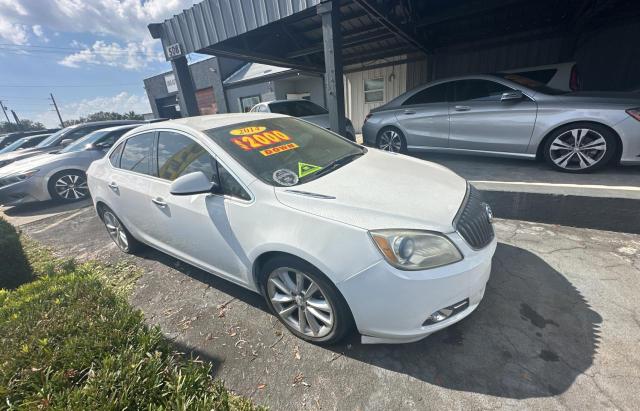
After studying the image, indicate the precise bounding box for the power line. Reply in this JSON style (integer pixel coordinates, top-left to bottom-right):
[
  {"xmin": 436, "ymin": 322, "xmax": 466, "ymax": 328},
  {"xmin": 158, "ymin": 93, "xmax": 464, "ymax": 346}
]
[{"xmin": 0, "ymin": 83, "xmax": 140, "ymax": 88}]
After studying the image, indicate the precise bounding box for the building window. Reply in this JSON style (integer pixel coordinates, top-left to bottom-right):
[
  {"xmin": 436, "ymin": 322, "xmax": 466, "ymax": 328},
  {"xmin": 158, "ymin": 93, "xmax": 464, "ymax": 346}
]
[
  {"xmin": 364, "ymin": 78, "xmax": 384, "ymax": 103},
  {"xmin": 239, "ymin": 95, "xmax": 261, "ymax": 112}
]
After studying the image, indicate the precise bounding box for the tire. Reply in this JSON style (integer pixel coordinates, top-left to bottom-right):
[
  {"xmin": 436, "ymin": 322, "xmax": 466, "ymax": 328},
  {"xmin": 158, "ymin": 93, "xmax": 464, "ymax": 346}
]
[
  {"xmin": 98, "ymin": 205, "xmax": 142, "ymax": 254},
  {"xmin": 260, "ymin": 255, "xmax": 353, "ymax": 345},
  {"xmin": 376, "ymin": 127, "xmax": 407, "ymax": 153},
  {"xmin": 543, "ymin": 122, "xmax": 618, "ymax": 173},
  {"xmin": 48, "ymin": 170, "xmax": 90, "ymax": 202}
]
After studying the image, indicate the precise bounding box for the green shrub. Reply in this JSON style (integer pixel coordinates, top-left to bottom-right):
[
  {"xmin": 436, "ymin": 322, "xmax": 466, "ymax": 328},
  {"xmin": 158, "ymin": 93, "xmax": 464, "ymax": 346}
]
[
  {"xmin": 0, "ymin": 221, "xmax": 261, "ymax": 410},
  {"xmin": 0, "ymin": 218, "xmax": 33, "ymax": 289}
]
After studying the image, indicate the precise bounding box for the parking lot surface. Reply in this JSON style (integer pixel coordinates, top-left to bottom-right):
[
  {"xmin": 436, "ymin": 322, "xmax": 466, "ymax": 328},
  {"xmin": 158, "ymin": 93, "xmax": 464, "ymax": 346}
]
[{"xmin": 11, "ymin": 205, "xmax": 640, "ymax": 410}]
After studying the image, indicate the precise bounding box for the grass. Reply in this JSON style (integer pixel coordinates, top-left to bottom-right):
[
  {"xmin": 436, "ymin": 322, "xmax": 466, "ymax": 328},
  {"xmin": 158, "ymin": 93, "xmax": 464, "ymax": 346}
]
[{"xmin": 0, "ymin": 218, "xmax": 261, "ymax": 410}]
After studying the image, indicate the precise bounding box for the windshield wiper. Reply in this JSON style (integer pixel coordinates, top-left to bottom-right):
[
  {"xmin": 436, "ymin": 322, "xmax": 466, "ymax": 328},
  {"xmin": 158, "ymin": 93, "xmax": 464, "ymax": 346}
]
[{"xmin": 306, "ymin": 151, "xmax": 365, "ymax": 181}]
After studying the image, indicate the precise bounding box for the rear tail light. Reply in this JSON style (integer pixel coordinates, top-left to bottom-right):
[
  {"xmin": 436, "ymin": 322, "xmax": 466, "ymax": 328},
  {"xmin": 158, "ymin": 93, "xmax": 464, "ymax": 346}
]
[
  {"xmin": 364, "ymin": 113, "xmax": 372, "ymax": 124},
  {"xmin": 569, "ymin": 64, "xmax": 581, "ymax": 91},
  {"xmin": 626, "ymin": 108, "xmax": 640, "ymax": 121}
]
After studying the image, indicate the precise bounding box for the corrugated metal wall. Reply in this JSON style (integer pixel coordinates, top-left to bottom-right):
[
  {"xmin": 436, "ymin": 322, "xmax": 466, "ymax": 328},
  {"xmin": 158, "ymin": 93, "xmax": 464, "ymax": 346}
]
[{"xmin": 346, "ymin": 60, "xmax": 407, "ymax": 132}]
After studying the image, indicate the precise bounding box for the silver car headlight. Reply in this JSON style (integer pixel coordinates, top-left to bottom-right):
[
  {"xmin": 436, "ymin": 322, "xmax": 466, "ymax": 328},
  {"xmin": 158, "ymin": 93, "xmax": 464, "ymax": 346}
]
[
  {"xmin": 0, "ymin": 169, "xmax": 40, "ymax": 186},
  {"xmin": 370, "ymin": 229, "xmax": 462, "ymax": 270}
]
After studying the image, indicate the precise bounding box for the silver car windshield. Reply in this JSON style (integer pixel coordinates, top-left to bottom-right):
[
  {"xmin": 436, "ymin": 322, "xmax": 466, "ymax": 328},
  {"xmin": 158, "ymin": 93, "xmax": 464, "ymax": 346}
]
[
  {"xmin": 60, "ymin": 130, "xmax": 110, "ymax": 153},
  {"xmin": 36, "ymin": 129, "xmax": 67, "ymax": 148}
]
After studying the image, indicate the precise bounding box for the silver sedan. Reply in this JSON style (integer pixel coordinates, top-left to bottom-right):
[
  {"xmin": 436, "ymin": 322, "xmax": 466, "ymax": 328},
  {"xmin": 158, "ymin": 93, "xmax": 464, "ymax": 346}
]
[
  {"xmin": 0, "ymin": 124, "xmax": 139, "ymax": 206},
  {"xmin": 362, "ymin": 74, "xmax": 640, "ymax": 172}
]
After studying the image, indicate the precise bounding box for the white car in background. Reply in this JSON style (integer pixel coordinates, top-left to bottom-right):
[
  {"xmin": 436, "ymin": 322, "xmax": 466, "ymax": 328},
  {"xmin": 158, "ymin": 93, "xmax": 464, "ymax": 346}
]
[
  {"xmin": 87, "ymin": 113, "xmax": 496, "ymax": 345},
  {"xmin": 250, "ymin": 99, "xmax": 356, "ymax": 141}
]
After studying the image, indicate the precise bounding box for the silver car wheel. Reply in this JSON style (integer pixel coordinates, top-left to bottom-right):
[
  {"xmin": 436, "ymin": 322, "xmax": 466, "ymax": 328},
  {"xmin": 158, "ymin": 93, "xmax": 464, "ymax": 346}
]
[
  {"xmin": 54, "ymin": 174, "xmax": 89, "ymax": 200},
  {"xmin": 267, "ymin": 267, "xmax": 334, "ymax": 338},
  {"xmin": 102, "ymin": 210, "xmax": 129, "ymax": 251},
  {"xmin": 379, "ymin": 130, "xmax": 402, "ymax": 152},
  {"xmin": 549, "ymin": 128, "xmax": 607, "ymax": 170}
]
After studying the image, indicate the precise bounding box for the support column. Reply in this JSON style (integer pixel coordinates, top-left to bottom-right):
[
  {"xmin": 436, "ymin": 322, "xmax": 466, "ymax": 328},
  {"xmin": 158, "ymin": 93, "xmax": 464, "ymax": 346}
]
[
  {"xmin": 210, "ymin": 57, "xmax": 229, "ymax": 114},
  {"xmin": 318, "ymin": 0, "xmax": 346, "ymax": 137},
  {"xmin": 171, "ymin": 56, "xmax": 200, "ymax": 117}
]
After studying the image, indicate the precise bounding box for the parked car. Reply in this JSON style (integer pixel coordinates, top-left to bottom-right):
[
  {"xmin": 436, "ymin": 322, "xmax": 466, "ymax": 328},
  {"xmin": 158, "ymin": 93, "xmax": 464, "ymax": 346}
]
[
  {"xmin": 0, "ymin": 124, "xmax": 142, "ymax": 206},
  {"xmin": 250, "ymin": 99, "xmax": 356, "ymax": 141},
  {"xmin": 0, "ymin": 128, "xmax": 60, "ymax": 149},
  {"xmin": 0, "ymin": 133, "xmax": 51, "ymax": 154},
  {"xmin": 501, "ymin": 62, "xmax": 580, "ymax": 92},
  {"xmin": 0, "ymin": 120, "xmax": 143, "ymax": 169},
  {"xmin": 363, "ymin": 74, "xmax": 640, "ymax": 172},
  {"xmin": 87, "ymin": 113, "xmax": 496, "ymax": 345}
]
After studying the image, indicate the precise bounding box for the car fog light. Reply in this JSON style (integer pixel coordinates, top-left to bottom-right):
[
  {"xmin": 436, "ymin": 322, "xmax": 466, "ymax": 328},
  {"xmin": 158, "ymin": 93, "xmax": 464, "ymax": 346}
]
[{"xmin": 423, "ymin": 298, "xmax": 469, "ymax": 326}]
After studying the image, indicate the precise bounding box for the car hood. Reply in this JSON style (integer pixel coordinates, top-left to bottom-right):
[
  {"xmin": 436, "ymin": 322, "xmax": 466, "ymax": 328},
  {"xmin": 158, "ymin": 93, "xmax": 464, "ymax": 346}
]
[
  {"xmin": 0, "ymin": 146, "xmax": 56, "ymax": 165},
  {"xmin": 551, "ymin": 91, "xmax": 640, "ymax": 105},
  {"xmin": 0, "ymin": 153, "xmax": 59, "ymax": 177},
  {"xmin": 274, "ymin": 149, "xmax": 467, "ymax": 232}
]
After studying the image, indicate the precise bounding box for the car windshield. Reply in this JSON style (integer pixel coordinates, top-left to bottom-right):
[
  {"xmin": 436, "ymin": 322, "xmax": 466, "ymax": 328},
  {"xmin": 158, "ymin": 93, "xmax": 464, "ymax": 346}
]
[
  {"xmin": 204, "ymin": 117, "xmax": 364, "ymax": 187},
  {"xmin": 36, "ymin": 128, "xmax": 68, "ymax": 148},
  {"xmin": 0, "ymin": 137, "xmax": 36, "ymax": 154},
  {"xmin": 60, "ymin": 129, "xmax": 110, "ymax": 153},
  {"xmin": 268, "ymin": 101, "xmax": 328, "ymax": 117},
  {"xmin": 495, "ymin": 73, "xmax": 568, "ymax": 95}
]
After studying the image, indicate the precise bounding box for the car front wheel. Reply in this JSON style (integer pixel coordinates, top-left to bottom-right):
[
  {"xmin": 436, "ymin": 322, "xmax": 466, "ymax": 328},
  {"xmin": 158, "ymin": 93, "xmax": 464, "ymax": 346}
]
[
  {"xmin": 543, "ymin": 123, "xmax": 617, "ymax": 172},
  {"xmin": 261, "ymin": 256, "xmax": 352, "ymax": 345},
  {"xmin": 48, "ymin": 170, "xmax": 90, "ymax": 202}
]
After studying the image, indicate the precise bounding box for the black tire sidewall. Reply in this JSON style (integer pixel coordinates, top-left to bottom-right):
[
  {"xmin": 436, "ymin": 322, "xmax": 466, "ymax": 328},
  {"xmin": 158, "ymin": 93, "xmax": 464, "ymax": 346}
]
[
  {"xmin": 48, "ymin": 170, "xmax": 89, "ymax": 202},
  {"xmin": 543, "ymin": 123, "xmax": 617, "ymax": 173},
  {"xmin": 98, "ymin": 205, "xmax": 142, "ymax": 254},
  {"xmin": 377, "ymin": 127, "xmax": 407, "ymax": 153},
  {"xmin": 260, "ymin": 255, "xmax": 353, "ymax": 345}
]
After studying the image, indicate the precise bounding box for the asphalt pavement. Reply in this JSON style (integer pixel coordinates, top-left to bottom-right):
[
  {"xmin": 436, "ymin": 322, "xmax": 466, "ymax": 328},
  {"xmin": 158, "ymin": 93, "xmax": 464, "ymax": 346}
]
[{"xmin": 11, "ymin": 204, "xmax": 640, "ymax": 410}]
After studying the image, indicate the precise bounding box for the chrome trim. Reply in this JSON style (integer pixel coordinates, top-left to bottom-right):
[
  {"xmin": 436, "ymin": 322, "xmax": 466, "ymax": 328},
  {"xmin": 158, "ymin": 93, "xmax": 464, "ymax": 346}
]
[{"xmin": 284, "ymin": 190, "xmax": 336, "ymax": 199}]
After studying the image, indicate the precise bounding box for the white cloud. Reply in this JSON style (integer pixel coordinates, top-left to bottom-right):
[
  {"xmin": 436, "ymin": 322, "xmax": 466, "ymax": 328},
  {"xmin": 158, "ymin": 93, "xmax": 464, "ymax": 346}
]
[
  {"xmin": 0, "ymin": 19, "xmax": 29, "ymax": 44},
  {"xmin": 32, "ymin": 24, "xmax": 49, "ymax": 42},
  {"xmin": 35, "ymin": 92, "xmax": 151, "ymax": 127},
  {"xmin": 58, "ymin": 39, "xmax": 163, "ymax": 70},
  {"xmin": 0, "ymin": 0, "xmax": 200, "ymax": 42}
]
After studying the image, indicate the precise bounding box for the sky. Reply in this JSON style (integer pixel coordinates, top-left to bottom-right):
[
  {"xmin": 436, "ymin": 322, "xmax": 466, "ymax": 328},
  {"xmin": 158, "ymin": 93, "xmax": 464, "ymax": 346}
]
[{"xmin": 0, "ymin": 0, "xmax": 205, "ymax": 127}]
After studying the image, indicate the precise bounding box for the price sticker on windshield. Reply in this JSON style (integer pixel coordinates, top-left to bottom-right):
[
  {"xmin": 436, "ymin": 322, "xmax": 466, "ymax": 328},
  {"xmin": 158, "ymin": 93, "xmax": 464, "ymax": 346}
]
[{"xmin": 230, "ymin": 129, "xmax": 295, "ymax": 153}]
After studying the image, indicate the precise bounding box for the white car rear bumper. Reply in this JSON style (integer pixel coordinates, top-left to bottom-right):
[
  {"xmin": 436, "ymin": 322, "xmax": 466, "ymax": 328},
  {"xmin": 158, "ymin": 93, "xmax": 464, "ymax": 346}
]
[{"xmin": 338, "ymin": 236, "xmax": 496, "ymax": 344}]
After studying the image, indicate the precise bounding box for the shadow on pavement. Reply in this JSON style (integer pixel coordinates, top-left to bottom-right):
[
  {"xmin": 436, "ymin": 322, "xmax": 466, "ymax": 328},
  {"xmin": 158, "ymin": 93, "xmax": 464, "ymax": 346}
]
[
  {"xmin": 2, "ymin": 199, "xmax": 91, "ymax": 217},
  {"xmin": 331, "ymin": 243, "xmax": 603, "ymax": 399}
]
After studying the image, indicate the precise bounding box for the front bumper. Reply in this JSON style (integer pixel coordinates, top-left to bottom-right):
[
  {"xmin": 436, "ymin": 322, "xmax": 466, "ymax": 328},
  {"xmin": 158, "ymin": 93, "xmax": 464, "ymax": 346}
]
[
  {"xmin": 0, "ymin": 176, "xmax": 49, "ymax": 206},
  {"xmin": 616, "ymin": 117, "xmax": 640, "ymax": 165},
  {"xmin": 337, "ymin": 233, "xmax": 497, "ymax": 344}
]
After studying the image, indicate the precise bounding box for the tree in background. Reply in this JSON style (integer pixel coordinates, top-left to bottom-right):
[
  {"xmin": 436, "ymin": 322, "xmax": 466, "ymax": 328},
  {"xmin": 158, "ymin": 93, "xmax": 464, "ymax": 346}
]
[
  {"xmin": 62, "ymin": 111, "xmax": 144, "ymax": 127},
  {"xmin": 0, "ymin": 120, "xmax": 46, "ymax": 133}
]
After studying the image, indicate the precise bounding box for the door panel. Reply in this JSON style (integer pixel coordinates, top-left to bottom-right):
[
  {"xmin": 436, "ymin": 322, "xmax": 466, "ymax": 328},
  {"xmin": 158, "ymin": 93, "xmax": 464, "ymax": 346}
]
[
  {"xmin": 396, "ymin": 82, "xmax": 451, "ymax": 148},
  {"xmin": 448, "ymin": 79, "xmax": 537, "ymax": 153},
  {"xmin": 145, "ymin": 131, "xmax": 251, "ymax": 284}
]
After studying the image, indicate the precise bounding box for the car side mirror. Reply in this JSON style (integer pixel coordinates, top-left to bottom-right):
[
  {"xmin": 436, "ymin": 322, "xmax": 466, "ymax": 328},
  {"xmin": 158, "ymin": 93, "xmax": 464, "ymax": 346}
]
[
  {"xmin": 501, "ymin": 90, "xmax": 524, "ymax": 101},
  {"xmin": 170, "ymin": 171, "xmax": 219, "ymax": 196},
  {"xmin": 60, "ymin": 139, "xmax": 74, "ymax": 147}
]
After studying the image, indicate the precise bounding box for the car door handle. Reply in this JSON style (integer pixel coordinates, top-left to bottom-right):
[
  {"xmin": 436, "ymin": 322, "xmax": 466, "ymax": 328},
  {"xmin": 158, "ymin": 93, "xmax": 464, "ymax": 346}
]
[
  {"xmin": 403, "ymin": 110, "xmax": 416, "ymax": 115},
  {"xmin": 108, "ymin": 182, "xmax": 118, "ymax": 190},
  {"xmin": 454, "ymin": 105, "xmax": 471, "ymax": 111},
  {"xmin": 151, "ymin": 197, "xmax": 167, "ymax": 208}
]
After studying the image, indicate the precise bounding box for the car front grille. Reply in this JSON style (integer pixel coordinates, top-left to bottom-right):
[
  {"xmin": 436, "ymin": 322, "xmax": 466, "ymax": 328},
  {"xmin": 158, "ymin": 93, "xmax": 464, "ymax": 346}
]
[{"xmin": 454, "ymin": 185, "xmax": 495, "ymax": 249}]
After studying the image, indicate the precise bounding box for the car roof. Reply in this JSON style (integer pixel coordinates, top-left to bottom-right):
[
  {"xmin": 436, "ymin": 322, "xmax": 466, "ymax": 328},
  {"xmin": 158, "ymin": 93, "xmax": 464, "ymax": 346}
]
[
  {"xmin": 20, "ymin": 133, "xmax": 51, "ymax": 140},
  {"xmin": 89, "ymin": 124, "xmax": 142, "ymax": 133},
  {"xmin": 132, "ymin": 113, "xmax": 288, "ymax": 133},
  {"xmin": 263, "ymin": 99, "xmax": 312, "ymax": 104}
]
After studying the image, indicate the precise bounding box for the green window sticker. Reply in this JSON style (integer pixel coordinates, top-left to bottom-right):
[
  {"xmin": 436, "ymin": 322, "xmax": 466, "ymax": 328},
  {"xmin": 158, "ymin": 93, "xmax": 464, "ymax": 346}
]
[{"xmin": 298, "ymin": 162, "xmax": 322, "ymax": 178}]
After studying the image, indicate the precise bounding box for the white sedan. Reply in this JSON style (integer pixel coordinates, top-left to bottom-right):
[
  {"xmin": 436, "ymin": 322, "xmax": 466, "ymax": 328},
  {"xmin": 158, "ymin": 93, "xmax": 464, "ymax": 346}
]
[{"xmin": 87, "ymin": 113, "xmax": 496, "ymax": 344}]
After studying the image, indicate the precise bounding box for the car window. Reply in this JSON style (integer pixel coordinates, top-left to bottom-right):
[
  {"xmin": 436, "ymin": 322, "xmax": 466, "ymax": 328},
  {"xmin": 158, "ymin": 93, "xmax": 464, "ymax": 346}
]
[
  {"xmin": 203, "ymin": 117, "xmax": 364, "ymax": 187},
  {"xmin": 508, "ymin": 68, "xmax": 557, "ymax": 84},
  {"xmin": 120, "ymin": 132, "xmax": 154, "ymax": 175},
  {"xmin": 268, "ymin": 101, "xmax": 328, "ymax": 117},
  {"xmin": 403, "ymin": 83, "xmax": 451, "ymax": 105},
  {"xmin": 453, "ymin": 80, "xmax": 512, "ymax": 102},
  {"xmin": 157, "ymin": 131, "xmax": 217, "ymax": 182},
  {"xmin": 109, "ymin": 142, "xmax": 125, "ymax": 167},
  {"xmin": 218, "ymin": 163, "xmax": 251, "ymax": 201}
]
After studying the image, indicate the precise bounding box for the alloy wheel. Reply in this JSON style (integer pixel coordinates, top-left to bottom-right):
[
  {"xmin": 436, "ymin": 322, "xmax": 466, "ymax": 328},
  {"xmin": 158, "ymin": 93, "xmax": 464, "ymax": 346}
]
[
  {"xmin": 266, "ymin": 267, "xmax": 334, "ymax": 338},
  {"xmin": 54, "ymin": 174, "xmax": 89, "ymax": 200},
  {"xmin": 102, "ymin": 211, "xmax": 129, "ymax": 251},
  {"xmin": 549, "ymin": 128, "xmax": 607, "ymax": 171},
  {"xmin": 378, "ymin": 130, "xmax": 402, "ymax": 152}
]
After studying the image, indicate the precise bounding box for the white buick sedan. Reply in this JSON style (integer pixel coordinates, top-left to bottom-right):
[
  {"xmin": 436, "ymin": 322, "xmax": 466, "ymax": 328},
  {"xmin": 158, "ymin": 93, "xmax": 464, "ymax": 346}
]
[{"xmin": 87, "ymin": 113, "xmax": 496, "ymax": 345}]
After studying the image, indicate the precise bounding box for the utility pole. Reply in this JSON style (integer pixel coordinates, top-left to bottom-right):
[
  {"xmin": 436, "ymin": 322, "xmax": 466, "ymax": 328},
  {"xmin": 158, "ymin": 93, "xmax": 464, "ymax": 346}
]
[
  {"xmin": 0, "ymin": 100, "xmax": 11, "ymax": 124},
  {"xmin": 49, "ymin": 93, "xmax": 64, "ymax": 127},
  {"xmin": 11, "ymin": 110, "xmax": 21, "ymax": 129}
]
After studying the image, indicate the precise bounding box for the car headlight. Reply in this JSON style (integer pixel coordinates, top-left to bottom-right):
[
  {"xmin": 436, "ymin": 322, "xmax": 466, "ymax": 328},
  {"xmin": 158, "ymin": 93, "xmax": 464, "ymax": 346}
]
[
  {"xmin": 370, "ymin": 229, "xmax": 462, "ymax": 270},
  {"xmin": 0, "ymin": 169, "xmax": 39, "ymax": 186}
]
